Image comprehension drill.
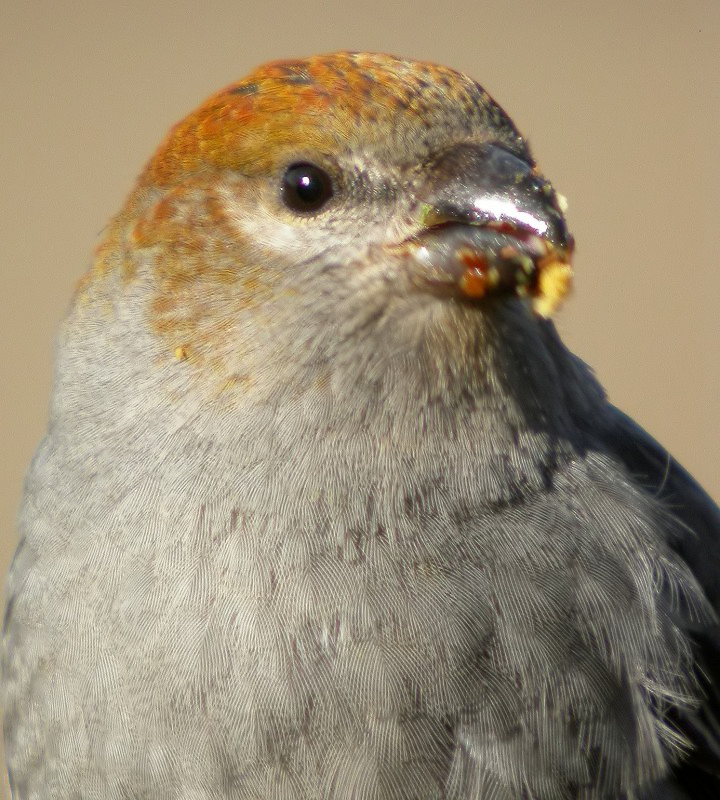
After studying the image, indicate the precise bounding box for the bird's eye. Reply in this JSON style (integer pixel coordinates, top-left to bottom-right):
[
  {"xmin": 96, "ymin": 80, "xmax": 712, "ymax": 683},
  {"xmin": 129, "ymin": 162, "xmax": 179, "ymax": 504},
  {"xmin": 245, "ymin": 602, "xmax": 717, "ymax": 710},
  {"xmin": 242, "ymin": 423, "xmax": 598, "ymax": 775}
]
[{"xmin": 281, "ymin": 162, "xmax": 334, "ymax": 212}]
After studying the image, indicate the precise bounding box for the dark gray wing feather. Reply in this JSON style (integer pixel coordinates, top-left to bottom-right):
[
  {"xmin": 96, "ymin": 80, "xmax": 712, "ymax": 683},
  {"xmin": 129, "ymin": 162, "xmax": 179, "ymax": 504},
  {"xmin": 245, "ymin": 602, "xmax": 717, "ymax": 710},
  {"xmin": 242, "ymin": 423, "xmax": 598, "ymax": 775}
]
[{"xmin": 602, "ymin": 406, "xmax": 720, "ymax": 796}]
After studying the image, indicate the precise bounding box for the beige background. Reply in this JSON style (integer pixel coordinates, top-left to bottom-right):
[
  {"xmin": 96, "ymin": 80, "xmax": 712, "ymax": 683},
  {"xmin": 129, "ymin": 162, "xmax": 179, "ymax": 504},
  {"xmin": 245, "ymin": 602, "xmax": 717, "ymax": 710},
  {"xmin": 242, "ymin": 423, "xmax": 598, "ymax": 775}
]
[{"xmin": 1, "ymin": 0, "xmax": 718, "ymax": 794}]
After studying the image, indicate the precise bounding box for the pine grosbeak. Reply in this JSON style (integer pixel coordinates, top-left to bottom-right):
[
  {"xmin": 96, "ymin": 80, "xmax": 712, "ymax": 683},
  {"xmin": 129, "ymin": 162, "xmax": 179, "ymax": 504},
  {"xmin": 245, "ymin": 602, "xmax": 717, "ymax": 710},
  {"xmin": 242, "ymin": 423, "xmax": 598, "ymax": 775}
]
[{"xmin": 3, "ymin": 51, "xmax": 720, "ymax": 799}]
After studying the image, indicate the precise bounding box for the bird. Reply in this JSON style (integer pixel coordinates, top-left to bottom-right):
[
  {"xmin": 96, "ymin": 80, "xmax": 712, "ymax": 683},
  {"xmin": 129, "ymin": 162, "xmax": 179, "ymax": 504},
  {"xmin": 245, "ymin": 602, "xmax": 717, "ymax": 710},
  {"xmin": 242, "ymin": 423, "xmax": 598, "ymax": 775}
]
[{"xmin": 2, "ymin": 51, "xmax": 719, "ymax": 799}]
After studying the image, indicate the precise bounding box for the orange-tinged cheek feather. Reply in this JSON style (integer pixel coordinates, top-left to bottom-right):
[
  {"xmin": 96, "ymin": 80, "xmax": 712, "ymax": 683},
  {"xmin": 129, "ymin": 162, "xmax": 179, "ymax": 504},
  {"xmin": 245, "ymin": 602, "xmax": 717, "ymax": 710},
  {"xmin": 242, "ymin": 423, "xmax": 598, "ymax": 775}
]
[
  {"xmin": 73, "ymin": 175, "xmax": 276, "ymax": 386},
  {"xmin": 133, "ymin": 183, "xmax": 275, "ymax": 369}
]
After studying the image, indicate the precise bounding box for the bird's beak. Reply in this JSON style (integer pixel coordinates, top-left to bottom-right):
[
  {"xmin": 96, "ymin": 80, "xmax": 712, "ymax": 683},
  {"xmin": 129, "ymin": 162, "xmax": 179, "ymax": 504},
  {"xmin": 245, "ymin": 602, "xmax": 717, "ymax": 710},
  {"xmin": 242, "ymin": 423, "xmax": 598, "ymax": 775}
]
[{"xmin": 406, "ymin": 142, "xmax": 574, "ymax": 316}]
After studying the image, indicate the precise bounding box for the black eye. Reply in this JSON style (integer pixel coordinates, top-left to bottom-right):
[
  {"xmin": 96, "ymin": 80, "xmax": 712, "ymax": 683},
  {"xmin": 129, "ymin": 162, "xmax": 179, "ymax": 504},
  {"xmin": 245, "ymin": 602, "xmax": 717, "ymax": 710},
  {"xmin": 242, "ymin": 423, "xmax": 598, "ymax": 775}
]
[{"xmin": 281, "ymin": 162, "xmax": 334, "ymax": 212}]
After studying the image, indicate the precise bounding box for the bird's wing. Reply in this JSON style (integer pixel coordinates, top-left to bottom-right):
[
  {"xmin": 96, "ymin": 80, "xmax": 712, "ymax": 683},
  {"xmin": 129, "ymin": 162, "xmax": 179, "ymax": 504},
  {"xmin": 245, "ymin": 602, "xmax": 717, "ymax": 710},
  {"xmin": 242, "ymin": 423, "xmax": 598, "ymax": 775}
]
[{"xmin": 601, "ymin": 406, "xmax": 720, "ymax": 795}]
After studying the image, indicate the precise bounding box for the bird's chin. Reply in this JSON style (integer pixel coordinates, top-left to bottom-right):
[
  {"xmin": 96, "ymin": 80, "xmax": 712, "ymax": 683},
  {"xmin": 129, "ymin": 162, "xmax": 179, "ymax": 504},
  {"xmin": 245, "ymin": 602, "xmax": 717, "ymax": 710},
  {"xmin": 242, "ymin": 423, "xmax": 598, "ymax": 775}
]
[{"xmin": 399, "ymin": 223, "xmax": 574, "ymax": 318}]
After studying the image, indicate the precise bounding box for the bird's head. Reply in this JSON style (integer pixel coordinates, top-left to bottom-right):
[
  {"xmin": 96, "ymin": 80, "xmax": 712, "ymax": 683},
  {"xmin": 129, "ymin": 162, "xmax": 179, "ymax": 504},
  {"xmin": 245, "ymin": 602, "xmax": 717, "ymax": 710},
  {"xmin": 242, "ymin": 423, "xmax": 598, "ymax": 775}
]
[{"xmin": 83, "ymin": 52, "xmax": 574, "ymax": 402}]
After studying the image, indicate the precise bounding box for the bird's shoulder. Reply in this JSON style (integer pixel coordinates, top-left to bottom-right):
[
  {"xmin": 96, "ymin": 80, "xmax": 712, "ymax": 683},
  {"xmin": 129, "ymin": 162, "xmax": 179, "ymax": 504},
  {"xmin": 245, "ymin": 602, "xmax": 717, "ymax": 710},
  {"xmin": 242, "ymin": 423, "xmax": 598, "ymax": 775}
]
[{"xmin": 598, "ymin": 406, "xmax": 720, "ymax": 795}]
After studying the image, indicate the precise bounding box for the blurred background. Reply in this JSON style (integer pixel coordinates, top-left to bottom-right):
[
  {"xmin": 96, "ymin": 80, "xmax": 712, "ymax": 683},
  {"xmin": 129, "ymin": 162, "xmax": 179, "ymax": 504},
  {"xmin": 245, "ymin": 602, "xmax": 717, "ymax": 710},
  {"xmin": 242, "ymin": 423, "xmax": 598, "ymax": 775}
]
[{"xmin": 1, "ymin": 0, "xmax": 718, "ymax": 794}]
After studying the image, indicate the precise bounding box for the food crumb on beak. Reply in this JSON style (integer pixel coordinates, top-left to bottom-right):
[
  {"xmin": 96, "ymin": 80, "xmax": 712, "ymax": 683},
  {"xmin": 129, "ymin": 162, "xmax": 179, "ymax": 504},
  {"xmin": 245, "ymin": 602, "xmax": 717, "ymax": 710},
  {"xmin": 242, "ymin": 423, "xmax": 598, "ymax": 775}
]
[{"xmin": 532, "ymin": 260, "xmax": 574, "ymax": 317}]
